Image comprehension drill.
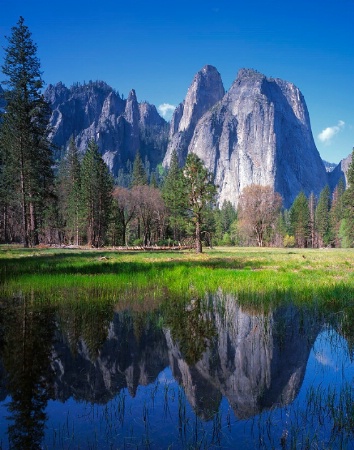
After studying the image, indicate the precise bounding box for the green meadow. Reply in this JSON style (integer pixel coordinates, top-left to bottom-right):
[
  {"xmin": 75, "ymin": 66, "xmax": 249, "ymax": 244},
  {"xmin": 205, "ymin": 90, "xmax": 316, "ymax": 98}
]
[
  {"xmin": 0, "ymin": 245, "xmax": 353, "ymax": 449},
  {"xmin": 1, "ymin": 246, "xmax": 353, "ymax": 308}
]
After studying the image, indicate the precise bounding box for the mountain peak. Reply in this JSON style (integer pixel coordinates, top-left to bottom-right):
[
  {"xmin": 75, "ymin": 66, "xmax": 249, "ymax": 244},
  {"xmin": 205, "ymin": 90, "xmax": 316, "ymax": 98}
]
[
  {"xmin": 236, "ymin": 68, "xmax": 265, "ymax": 82},
  {"xmin": 171, "ymin": 67, "xmax": 328, "ymax": 207},
  {"xmin": 163, "ymin": 65, "xmax": 225, "ymax": 166},
  {"xmin": 127, "ymin": 89, "xmax": 137, "ymax": 102}
]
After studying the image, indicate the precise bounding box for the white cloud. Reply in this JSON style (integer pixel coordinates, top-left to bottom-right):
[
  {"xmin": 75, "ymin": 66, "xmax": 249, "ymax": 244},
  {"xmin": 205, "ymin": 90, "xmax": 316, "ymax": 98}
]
[
  {"xmin": 318, "ymin": 120, "xmax": 345, "ymax": 144},
  {"xmin": 158, "ymin": 103, "xmax": 175, "ymax": 121}
]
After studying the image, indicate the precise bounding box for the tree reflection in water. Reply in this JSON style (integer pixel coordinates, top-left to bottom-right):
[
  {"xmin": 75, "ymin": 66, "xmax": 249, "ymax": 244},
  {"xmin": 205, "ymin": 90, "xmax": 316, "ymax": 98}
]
[
  {"xmin": 0, "ymin": 296, "xmax": 55, "ymax": 449},
  {"xmin": 0, "ymin": 291, "xmax": 352, "ymax": 449}
]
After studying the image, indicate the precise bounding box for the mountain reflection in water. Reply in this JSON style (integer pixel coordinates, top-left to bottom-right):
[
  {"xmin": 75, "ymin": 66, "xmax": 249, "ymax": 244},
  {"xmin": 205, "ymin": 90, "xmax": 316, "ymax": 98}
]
[{"xmin": 0, "ymin": 292, "xmax": 352, "ymax": 449}]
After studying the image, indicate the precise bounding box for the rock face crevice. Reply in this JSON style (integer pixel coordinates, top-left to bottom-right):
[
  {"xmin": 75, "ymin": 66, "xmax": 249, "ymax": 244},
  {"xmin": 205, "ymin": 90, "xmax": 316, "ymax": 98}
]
[
  {"xmin": 44, "ymin": 68, "xmax": 350, "ymax": 207},
  {"xmin": 163, "ymin": 64, "xmax": 225, "ymax": 166},
  {"xmin": 44, "ymin": 81, "xmax": 168, "ymax": 176},
  {"xmin": 328, "ymin": 152, "xmax": 352, "ymax": 190},
  {"xmin": 166, "ymin": 68, "xmax": 328, "ymax": 208}
]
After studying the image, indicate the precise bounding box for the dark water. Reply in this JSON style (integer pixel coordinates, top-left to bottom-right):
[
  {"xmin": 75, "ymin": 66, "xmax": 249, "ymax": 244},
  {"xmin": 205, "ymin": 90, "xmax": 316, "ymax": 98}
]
[{"xmin": 0, "ymin": 293, "xmax": 353, "ymax": 449}]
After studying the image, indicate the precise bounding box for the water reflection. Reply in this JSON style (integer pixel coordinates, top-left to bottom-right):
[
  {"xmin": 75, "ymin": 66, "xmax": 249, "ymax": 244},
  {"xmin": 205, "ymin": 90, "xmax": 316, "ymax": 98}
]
[
  {"xmin": 0, "ymin": 292, "xmax": 352, "ymax": 449},
  {"xmin": 0, "ymin": 297, "xmax": 55, "ymax": 449},
  {"xmin": 165, "ymin": 294, "xmax": 323, "ymax": 421}
]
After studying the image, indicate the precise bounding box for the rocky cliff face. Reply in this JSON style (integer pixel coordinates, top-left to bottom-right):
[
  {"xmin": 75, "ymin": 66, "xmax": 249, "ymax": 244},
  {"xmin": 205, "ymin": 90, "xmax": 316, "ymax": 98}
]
[
  {"xmin": 165, "ymin": 68, "xmax": 328, "ymax": 208},
  {"xmin": 44, "ymin": 81, "xmax": 168, "ymax": 175},
  {"xmin": 328, "ymin": 152, "xmax": 353, "ymax": 190},
  {"xmin": 44, "ymin": 68, "xmax": 349, "ymax": 207},
  {"xmin": 163, "ymin": 65, "xmax": 225, "ymax": 166}
]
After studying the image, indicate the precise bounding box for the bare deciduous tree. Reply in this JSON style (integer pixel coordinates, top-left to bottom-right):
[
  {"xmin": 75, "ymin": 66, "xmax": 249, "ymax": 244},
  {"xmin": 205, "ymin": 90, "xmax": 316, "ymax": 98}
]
[
  {"xmin": 132, "ymin": 185, "xmax": 166, "ymax": 246},
  {"xmin": 238, "ymin": 185, "xmax": 282, "ymax": 247},
  {"xmin": 112, "ymin": 187, "xmax": 137, "ymax": 246}
]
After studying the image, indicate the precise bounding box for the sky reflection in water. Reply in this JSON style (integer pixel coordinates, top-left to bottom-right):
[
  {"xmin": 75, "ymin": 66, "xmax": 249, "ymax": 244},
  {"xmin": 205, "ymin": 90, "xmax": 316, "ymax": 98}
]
[{"xmin": 0, "ymin": 292, "xmax": 353, "ymax": 449}]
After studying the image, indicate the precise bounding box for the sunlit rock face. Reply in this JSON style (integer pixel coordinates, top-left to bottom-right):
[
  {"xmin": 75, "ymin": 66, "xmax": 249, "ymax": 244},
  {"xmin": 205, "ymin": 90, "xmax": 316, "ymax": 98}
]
[
  {"xmin": 328, "ymin": 152, "xmax": 353, "ymax": 190},
  {"xmin": 44, "ymin": 81, "xmax": 168, "ymax": 175},
  {"xmin": 45, "ymin": 67, "xmax": 342, "ymax": 207},
  {"xmin": 165, "ymin": 294, "xmax": 320, "ymax": 420},
  {"xmin": 165, "ymin": 68, "xmax": 328, "ymax": 208},
  {"xmin": 163, "ymin": 65, "xmax": 225, "ymax": 167}
]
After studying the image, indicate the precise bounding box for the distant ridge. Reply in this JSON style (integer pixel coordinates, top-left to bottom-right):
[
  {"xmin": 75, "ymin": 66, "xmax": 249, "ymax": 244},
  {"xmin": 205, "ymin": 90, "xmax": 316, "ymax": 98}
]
[{"xmin": 44, "ymin": 69, "xmax": 352, "ymax": 207}]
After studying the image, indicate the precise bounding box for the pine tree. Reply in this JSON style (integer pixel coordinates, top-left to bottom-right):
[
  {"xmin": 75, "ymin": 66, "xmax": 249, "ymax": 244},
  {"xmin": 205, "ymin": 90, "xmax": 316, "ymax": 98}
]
[
  {"xmin": 315, "ymin": 185, "xmax": 331, "ymax": 247},
  {"xmin": 214, "ymin": 200, "xmax": 238, "ymax": 244},
  {"xmin": 131, "ymin": 151, "xmax": 147, "ymax": 187},
  {"xmin": 342, "ymin": 150, "xmax": 354, "ymax": 247},
  {"xmin": 183, "ymin": 153, "xmax": 217, "ymax": 253},
  {"xmin": 290, "ymin": 192, "xmax": 310, "ymax": 247},
  {"xmin": 162, "ymin": 150, "xmax": 188, "ymax": 241},
  {"xmin": 308, "ymin": 192, "xmax": 317, "ymax": 248},
  {"xmin": 0, "ymin": 17, "xmax": 53, "ymax": 246},
  {"xmin": 57, "ymin": 137, "xmax": 82, "ymax": 245},
  {"xmin": 81, "ymin": 140, "xmax": 113, "ymax": 247},
  {"xmin": 330, "ymin": 178, "xmax": 345, "ymax": 247},
  {"xmin": 150, "ymin": 172, "xmax": 158, "ymax": 188}
]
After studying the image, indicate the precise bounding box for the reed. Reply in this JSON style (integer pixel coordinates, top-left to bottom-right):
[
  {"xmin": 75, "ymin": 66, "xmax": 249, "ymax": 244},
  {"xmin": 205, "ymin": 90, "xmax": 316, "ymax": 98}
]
[{"xmin": 1, "ymin": 246, "xmax": 353, "ymax": 309}]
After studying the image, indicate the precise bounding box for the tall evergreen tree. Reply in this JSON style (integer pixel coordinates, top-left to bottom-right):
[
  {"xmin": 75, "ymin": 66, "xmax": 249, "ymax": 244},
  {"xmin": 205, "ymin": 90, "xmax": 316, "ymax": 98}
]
[
  {"xmin": 81, "ymin": 140, "xmax": 113, "ymax": 247},
  {"xmin": 290, "ymin": 191, "xmax": 310, "ymax": 247},
  {"xmin": 308, "ymin": 192, "xmax": 317, "ymax": 248},
  {"xmin": 57, "ymin": 137, "xmax": 82, "ymax": 245},
  {"xmin": 214, "ymin": 200, "xmax": 238, "ymax": 244},
  {"xmin": 131, "ymin": 151, "xmax": 147, "ymax": 187},
  {"xmin": 162, "ymin": 150, "xmax": 188, "ymax": 241},
  {"xmin": 183, "ymin": 153, "xmax": 217, "ymax": 253},
  {"xmin": 315, "ymin": 185, "xmax": 332, "ymax": 247},
  {"xmin": 0, "ymin": 17, "xmax": 53, "ymax": 247},
  {"xmin": 330, "ymin": 178, "xmax": 345, "ymax": 247},
  {"xmin": 342, "ymin": 150, "xmax": 354, "ymax": 247}
]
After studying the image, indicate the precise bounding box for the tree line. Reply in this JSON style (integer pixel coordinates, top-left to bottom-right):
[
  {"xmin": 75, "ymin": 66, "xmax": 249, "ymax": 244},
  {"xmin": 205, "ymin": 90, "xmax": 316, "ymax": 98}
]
[
  {"xmin": 0, "ymin": 18, "xmax": 353, "ymax": 252},
  {"xmin": 236, "ymin": 176, "xmax": 354, "ymax": 248}
]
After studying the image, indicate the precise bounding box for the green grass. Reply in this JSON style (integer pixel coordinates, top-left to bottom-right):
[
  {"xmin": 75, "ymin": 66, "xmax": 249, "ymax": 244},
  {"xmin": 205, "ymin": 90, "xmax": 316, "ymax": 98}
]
[{"xmin": 0, "ymin": 246, "xmax": 353, "ymax": 307}]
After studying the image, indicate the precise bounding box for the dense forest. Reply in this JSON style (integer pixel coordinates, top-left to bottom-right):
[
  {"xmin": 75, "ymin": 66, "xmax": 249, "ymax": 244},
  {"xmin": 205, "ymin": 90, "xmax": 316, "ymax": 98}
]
[{"xmin": 0, "ymin": 18, "xmax": 353, "ymax": 252}]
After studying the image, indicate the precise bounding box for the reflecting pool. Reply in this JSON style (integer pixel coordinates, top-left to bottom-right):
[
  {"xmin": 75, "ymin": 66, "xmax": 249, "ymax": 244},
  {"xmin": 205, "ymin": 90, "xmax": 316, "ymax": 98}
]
[{"xmin": 0, "ymin": 292, "xmax": 353, "ymax": 449}]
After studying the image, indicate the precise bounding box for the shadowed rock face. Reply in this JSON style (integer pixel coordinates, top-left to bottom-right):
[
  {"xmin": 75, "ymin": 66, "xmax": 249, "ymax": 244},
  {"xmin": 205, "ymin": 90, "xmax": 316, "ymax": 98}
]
[
  {"xmin": 166, "ymin": 68, "xmax": 328, "ymax": 208},
  {"xmin": 50, "ymin": 313, "xmax": 169, "ymax": 403},
  {"xmin": 328, "ymin": 152, "xmax": 352, "ymax": 190},
  {"xmin": 44, "ymin": 68, "xmax": 351, "ymax": 205},
  {"xmin": 44, "ymin": 81, "xmax": 168, "ymax": 175}
]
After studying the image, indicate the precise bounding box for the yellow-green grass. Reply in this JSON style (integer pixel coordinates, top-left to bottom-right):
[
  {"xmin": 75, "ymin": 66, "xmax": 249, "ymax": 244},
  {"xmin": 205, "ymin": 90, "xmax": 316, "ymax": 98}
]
[{"xmin": 0, "ymin": 246, "xmax": 353, "ymax": 307}]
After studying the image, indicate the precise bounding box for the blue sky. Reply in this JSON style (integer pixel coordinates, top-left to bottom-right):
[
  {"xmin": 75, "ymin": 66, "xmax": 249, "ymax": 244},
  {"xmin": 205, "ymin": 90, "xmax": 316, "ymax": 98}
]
[{"xmin": 1, "ymin": 0, "xmax": 353, "ymax": 163}]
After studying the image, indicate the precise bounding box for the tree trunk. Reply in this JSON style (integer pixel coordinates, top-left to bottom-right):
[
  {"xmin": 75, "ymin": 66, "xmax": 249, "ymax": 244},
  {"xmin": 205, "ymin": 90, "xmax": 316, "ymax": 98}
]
[
  {"xmin": 20, "ymin": 169, "xmax": 29, "ymax": 248},
  {"xmin": 75, "ymin": 205, "xmax": 79, "ymax": 246},
  {"xmin": 3, "ymin": 205, "xmax": 8, "ymax": 243},
  {"xmin": 29, "ymin": 200, "xmax": 39, "ymax": 246},
  {"xmin": 122, "ymin": 224, "xmax": 127, "ymax": 247},
  {"xmin": 195, "ymin": 218, "xmax": 202, "ymax": 253}
]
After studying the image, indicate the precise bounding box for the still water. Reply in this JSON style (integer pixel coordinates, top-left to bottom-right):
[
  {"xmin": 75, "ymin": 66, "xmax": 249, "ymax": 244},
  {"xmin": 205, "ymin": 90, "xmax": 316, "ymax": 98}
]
[{"xmin": 0, "ymin": 292, "xmax": 353, "ymax": 449}]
